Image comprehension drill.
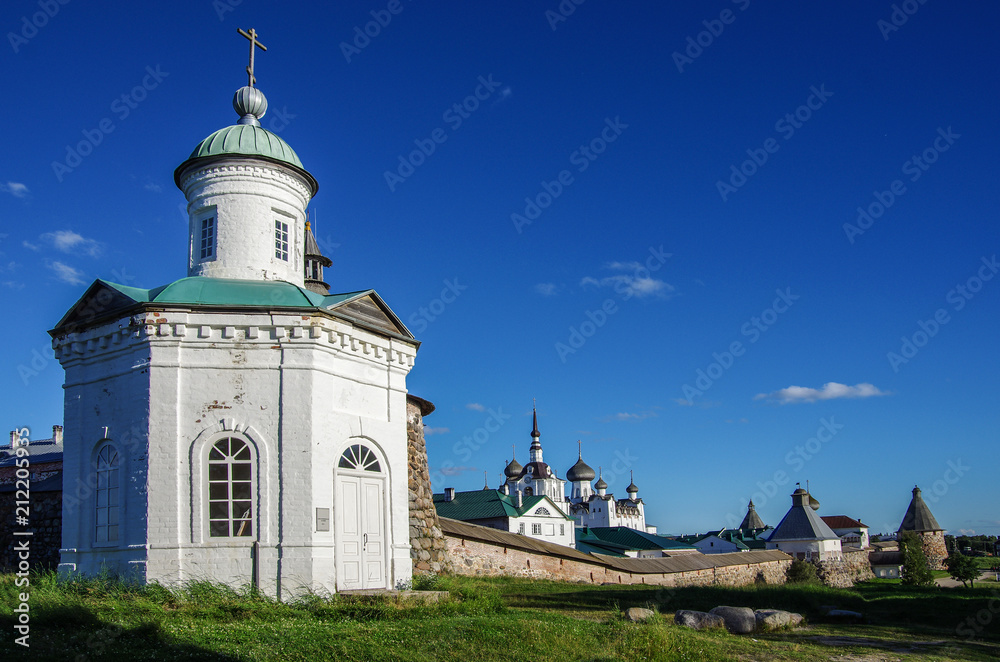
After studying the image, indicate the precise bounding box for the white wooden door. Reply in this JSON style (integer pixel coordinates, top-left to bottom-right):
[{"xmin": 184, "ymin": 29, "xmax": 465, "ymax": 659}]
[{"xmin": 336, "ymin": 444, "xmax": 387, "ymax": 591}]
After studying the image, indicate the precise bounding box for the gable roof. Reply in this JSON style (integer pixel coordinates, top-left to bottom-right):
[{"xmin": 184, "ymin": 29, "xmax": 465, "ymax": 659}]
[
  {"xmin": 51, "ymin": 278, "xmax": 414, "ymax": 340},
  {"xmin": 898, "ymin": 486, "xmax": 943, "ymax": 532},
  {"xmin": 432, "ymin": 489, "xmax": 572, "ymax": 522},
  {"xmin": 585, "ymin": 527, "xmax": 696, "ymax": 552},
  {"xmin": 821, "ymin": 515, "xmax": 868, "ymax": 530}
]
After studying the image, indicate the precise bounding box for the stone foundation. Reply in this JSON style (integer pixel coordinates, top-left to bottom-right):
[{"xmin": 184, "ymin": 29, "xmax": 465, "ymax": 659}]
[{"xmin": 406, "ymin": 396, "xmax": 452, "ymax": 576}]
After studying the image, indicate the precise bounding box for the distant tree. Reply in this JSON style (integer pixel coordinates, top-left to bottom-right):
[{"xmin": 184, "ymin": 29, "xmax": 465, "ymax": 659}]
[
  {"xmin": 786, "ymin": 559, "xmax": 818, "ymax": 584},
  {"xmin": 945, "ymin": 553, "xmax": 980, "ymax": 588},
  {"xmin": 900, "ymin": 531, "xmax": 934, "ymax": 587}
]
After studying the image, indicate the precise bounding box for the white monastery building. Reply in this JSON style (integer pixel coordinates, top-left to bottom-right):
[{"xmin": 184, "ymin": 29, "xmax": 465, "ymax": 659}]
[
  {"xmin": 437, "ymin": 409, "xmax": 655, "ymax": 542},
  {"xmin": 51, "ymin": 30, "xmax": 418, "ymax": 598},
  {"xmin": 765, "ymin": 486, "xmax": 843, "ymax": 562}
]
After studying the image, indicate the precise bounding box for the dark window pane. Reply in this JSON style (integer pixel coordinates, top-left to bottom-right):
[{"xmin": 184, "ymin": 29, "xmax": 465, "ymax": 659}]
[
  {"xmin": 210, "ymin": 521, "xmax": 229, "ymax": 537},
  {"xmin": 210, "ymin": 446, "xmax": 225, "ymax": 461},
  {"xmin": 232, "ymin": 482, "xmax": 251, "ymax": 499},
  {"xmin": 234, "ymin": 520, "xmax": 252, "ymax": 537},
  {"xmin": 210, "ymin": 502, "xmax": 229, "ymax": 519},
  {"xmin": 232, "ymin": 464, "xmax": 251, "ymax": 481},
  {"xmin": 209, "ymin": 483, "xmax": 228, "ymax": 500},
  {"xmin": 234, "ymin": 445, "xmax": 250, "ymax": 460},
  {"xmin": 338, "ymin": 456, "xmax": 352, "ymax": 469},
  {"xmin": 366, "ymin": 460, "xmax": 381, "ymax": 473},
  {"xmin": 209, "ymin": 465, "xmax": 228, "ymax": 481},
  {"xmin": 233, "ymin": 502, "xmax": 252, "ymax": 519}
]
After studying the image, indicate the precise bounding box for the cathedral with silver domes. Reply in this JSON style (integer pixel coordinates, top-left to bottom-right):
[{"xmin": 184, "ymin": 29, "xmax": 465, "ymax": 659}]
[{"xmin": 499, "ymin": 409, "xmax": 654, "ymax": 534}]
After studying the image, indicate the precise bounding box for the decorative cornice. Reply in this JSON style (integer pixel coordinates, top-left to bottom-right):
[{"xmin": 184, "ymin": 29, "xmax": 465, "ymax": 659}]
[
  {"xmin": 52, "ymin": 312, "xmax": 416, "ymax": 369},
  {"xmin": 179, "ymin": 161, "xmax": 313, "ymax": 202}
]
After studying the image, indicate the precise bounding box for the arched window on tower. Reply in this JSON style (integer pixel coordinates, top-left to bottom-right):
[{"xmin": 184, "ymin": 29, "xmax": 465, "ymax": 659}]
[{"xmin": 208, "ymin": 437, "xmax": 254, "ymax": 537}]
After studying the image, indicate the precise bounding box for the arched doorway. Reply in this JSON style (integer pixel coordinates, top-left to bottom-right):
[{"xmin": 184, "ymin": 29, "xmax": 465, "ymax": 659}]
[{"xmin": 335, "ymin": 443, "xmax": 388, "ymax": 590}]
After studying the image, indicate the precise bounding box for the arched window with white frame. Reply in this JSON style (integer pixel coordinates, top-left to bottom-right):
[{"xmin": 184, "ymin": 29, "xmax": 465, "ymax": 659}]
[
  {"xmin": 208, "ymin": 437, "xmax": 254, "ymax": 538},
  {"xmin": 95, "ymin": 442, "xmax": 121, "ymax": 544}
]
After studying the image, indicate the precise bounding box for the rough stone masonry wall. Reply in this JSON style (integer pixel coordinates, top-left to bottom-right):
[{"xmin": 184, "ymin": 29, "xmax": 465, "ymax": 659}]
[
  {"xmin": 0, "ymin": 490, "xmax": 61, "ymax": 571},
  {"xmin": 814, "ymin": 549, "xmax": 875, "ymax": 588},
  {"xmin": 920, "ymin": 531, "xmax": 948, "ymax": 571},
  {"xmin": 445, "ymin": 536, "xmax": 791, "ymax": 588},
  {"xmin": 406, "ymin": 398, "xmax": 453, "ymax": 575}
]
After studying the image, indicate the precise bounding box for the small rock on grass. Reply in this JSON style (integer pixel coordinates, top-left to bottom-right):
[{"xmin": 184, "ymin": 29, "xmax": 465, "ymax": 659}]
[
  {"xmin": 624, "ymin": 607, "xmax": 655, "ymax": 622},
  {"xmin": 754, "ymin": 609, "xmax": 804, "ymax": 630}
]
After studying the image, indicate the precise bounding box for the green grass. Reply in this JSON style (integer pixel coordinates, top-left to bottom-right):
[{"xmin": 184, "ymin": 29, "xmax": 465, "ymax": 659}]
[{"xmin": 2, "ymin": 572, "xmax": 999, "ymax": 661}]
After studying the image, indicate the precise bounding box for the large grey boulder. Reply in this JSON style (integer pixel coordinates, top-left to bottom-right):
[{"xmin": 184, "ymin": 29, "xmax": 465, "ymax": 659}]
[
  {"xmin": 709, "ymin": 606, "xmax": 756, "ymax": 634},
  {"xmin": 754, "ymin": 609, "xmax": 804, "ymax": 630},
  {"xmin": 674, "ymin": 610, "xmax": 725, "ymax": 631},
  {"xmin": 623, "ymin": 607, "xmax": 655, "ymax": 622}
]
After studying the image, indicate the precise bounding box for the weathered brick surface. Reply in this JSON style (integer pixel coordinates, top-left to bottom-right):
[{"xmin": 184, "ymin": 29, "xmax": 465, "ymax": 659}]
[
  {"xmin": 406, "ymin": 398, "xmax": 452, "ymax": 575},
  {"xmin": 0, "ymin": 490, "xmax": 61, "ymax": 571},
  {"xmin": 444, "ymin": 535, "xmax": 791, "ymax": 588}
]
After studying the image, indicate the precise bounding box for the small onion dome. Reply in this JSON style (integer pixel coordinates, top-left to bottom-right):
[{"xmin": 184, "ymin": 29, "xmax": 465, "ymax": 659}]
[
  {"xmin": 234, "ymin": 86, "xmax": 268, "ymax": 126},
  {"xmin": 594, "ymin": 475, "xmax": 608, "ymax": 491},
  {"xmin": 626, "ymin": 479, "xmax": 639, "ymax": 494},
  {"xmin": 504, "ymin": 457, "xmax": 523, "ymax": 478},
  {"xmin": 566, "ymin": 456, "xmax": 596, "ymax": 482}
]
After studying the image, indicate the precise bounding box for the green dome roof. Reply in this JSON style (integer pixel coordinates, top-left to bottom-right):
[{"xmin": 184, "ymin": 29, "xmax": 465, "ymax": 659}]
[{"xmin": 188, "ymin": 124, "xmax": 303, "ymax": 168}]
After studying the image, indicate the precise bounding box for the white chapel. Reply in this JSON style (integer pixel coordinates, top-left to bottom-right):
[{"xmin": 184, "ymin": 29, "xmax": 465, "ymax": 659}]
[{"xmin": 51, "ymin": 29, "xmax": 418, "ymax": 598}]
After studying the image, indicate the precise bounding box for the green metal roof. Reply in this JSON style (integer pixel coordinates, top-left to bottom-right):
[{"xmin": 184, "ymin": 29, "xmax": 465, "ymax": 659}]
[
  {"xmin": 188, "ymin": 124, "xmax": 303, "ymax": 168},
  {"xmin": 584, "ymin": 527, "xmax": 697, "ymax": 552},
  {"xmin": 432, "ymin": 489, "xmax": 571, "ymax": 522},
  {"xmin": 51, "ymin": 278, "xmax": 414, "ymax": 341}
]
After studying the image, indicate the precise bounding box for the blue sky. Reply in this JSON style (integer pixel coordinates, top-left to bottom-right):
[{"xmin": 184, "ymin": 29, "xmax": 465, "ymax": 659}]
[{"xmin": 2, "ymin": 1, "xmax": 998, "ymax": 537}]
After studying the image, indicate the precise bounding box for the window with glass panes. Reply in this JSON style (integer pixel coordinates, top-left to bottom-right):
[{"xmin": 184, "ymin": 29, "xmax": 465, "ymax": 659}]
[
  {"xmin": 274, "ymin": 220, "xmax": 289, "ymax": 261},
  {"xmin": 208, "ymin": 438, "xmax": 253, "ymax": 537},
  {"xmin": 199, "ymin": 217, "xmax": 215, "ymax": 260}
]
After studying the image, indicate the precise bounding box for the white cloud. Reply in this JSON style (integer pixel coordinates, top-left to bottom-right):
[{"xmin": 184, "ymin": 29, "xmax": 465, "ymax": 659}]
[
  {"xmin": 2, "ymin": 280, "xmax": 24, "ymax": 290},
  {"xmin": 755, "ymin": 382, "xmax": 889, "ymax": 404},
  {"xmin": 144, "ymin": 181, "xmax": 163, "ymax": 193},
  {"xmin": 22, "ymin": 240, "xmax": 39, "ymax": 251},
  {"xmin": 466, "ymin": 403, "xmax": 485, "ymax": 412},
  {"xmin": 0, "ymin": 182, "xmax": 29, "ymax": 198},
  {"xmin": 423, "ymin": 426, "xmax": 449, "ymax": 436},
  {"xmin": 579, "ymin": 260, "xmax": 673, "ymax": 299},
  {"xmin": 534, "ymin": 282, "xmax": 558, "ymax": 296},
  {"xmin": 599, "ymin": 410, "xmax": 658, "ymax": 423},
  {"xmin": 41, "ymin": 230, "xmax": 102, "ymax": 258},
  {"xmin": 49, "ymin": 261, "xmax": 86, "ymax": 285}
]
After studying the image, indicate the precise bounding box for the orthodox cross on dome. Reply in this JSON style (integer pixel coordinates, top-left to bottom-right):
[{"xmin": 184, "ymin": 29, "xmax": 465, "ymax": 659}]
[
  {"xmin": 237, "ymin": 27, "xmax": 267, "ymax": 88},
  {"xmin": 578, "ymin": 439, "xmax": 582, "ymax": 458}
]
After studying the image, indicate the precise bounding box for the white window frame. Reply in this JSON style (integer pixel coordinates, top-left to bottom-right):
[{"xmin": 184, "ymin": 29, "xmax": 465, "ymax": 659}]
[
  {"xmin": 274, "ymin": 219, "xmax": 289, "ymax": 261},
  {"xmin": 531, "ymin": 523, "xmax": 542, "ymax": 535},
  {"xmin": 207, "ymin": 437, "xmax": 256, "ymax": 539}
]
